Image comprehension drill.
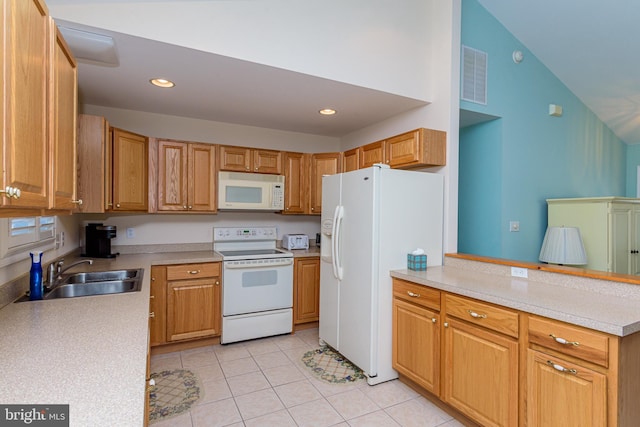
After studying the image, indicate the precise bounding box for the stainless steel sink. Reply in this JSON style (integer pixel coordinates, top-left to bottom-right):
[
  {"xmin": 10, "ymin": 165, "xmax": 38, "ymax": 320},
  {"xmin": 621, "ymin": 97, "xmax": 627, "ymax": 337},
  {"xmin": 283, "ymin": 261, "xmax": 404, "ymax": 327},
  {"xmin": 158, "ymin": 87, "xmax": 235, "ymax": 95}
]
[
  {"xmin": 45, "ymin": 279, "xmax": 140, "ymax": 299},
  {"xmin": 15, "ymin": 268, "xmax": 144, "ymax": 302},
  {"xmin": 62, "ymin": 269, "xmax": 141, "ymax": 284}
]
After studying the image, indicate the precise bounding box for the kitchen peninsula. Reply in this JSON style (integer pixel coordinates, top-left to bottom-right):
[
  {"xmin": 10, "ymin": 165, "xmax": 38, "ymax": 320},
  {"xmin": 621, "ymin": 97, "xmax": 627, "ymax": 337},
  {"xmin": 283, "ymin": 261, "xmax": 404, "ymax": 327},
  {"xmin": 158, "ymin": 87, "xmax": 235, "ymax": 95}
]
[{"xmin": 391, "ymin": 253, "xmax": 640, "ymax": 427}]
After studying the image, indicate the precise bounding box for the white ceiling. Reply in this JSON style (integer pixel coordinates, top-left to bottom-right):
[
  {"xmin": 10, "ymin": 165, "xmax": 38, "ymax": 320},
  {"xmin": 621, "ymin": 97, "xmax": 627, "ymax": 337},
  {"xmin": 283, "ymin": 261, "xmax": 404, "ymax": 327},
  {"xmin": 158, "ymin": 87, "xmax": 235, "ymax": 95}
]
[
  {"xmin": 477, "ymin": 0, "xmax": 640, "ymax": 145},
  {"xmin": 52, "ymin": 2, "xmax": 640, "ymax": 143},
  {"xmin": 54, "ymin": 19, "xmax": 427, "ymax": 138}
]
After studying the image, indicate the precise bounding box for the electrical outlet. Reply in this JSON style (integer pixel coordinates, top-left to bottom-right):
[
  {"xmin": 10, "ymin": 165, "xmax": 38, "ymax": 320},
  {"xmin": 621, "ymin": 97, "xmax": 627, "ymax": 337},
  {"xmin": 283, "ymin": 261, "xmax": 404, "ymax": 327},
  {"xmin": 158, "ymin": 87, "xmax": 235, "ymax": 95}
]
[
  {"xmin": 509, "ymin": 221, "xmax": 520, "ymax": 232},
  {"xmin": 511, "ymin": 267, "xmax": 528, "ymax": 278},
  {"xmin": 126, "ymin": 228, "xmax": 135, "ymax": 239},
  {"xmin": 60, "ymin": 231, "xmax": 65, "ymax": 247}
]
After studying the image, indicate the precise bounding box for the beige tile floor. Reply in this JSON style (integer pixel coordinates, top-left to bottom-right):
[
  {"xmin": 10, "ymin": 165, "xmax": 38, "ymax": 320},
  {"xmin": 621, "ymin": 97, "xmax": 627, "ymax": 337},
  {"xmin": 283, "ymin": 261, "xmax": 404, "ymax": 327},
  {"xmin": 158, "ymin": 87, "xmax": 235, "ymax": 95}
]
[{"xmin": 150, "ymin": 328, "xmax": 464, "ymax": 427}]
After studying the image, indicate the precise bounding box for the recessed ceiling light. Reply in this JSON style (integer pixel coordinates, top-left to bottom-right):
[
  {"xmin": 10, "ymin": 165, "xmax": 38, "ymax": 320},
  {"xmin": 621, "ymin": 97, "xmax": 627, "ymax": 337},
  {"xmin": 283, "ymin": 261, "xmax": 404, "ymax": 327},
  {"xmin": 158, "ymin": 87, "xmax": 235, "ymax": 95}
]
[
  {"xmin": 150, "ymin": 78, "xmax": 175, "ymax": 88},
  {"xmin": 319, "ymin": 108, "xmax": 336, "ymax": 116}
]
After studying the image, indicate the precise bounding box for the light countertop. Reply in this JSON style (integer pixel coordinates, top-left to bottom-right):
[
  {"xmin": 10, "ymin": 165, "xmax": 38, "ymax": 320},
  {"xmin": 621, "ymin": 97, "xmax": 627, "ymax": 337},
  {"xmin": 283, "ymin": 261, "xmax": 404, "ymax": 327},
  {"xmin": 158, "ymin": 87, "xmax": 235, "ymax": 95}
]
[
  {"xmin": 391, "ymin": 266, "xmax": 640, "ymax": 337},
  {"xmin": 0, "ymin": 251, "xmax": 222, "ymax": 427}
]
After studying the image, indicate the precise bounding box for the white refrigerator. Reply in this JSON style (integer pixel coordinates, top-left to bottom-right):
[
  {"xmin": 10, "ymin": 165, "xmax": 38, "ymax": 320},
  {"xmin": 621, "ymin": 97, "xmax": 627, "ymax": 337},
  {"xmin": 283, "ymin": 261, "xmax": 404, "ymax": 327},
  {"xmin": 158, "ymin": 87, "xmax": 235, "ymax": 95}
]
[{"xmin": 319, "ymin": 164, "xmax": 444, "ymax": 385}]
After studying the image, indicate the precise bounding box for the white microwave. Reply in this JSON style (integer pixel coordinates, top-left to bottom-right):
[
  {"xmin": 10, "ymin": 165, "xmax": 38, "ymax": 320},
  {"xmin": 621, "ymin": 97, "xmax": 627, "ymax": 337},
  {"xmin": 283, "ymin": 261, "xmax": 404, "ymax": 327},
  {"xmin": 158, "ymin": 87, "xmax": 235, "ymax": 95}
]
[{"xmin": 218, "ymin": 171, "xmax": 285, "ymax": 210}]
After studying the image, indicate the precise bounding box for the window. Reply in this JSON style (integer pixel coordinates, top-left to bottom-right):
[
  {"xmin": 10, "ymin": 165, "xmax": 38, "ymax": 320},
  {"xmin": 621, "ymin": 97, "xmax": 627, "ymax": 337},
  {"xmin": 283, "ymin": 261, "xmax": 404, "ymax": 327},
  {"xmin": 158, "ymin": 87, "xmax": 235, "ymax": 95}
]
[{"xmin": 0, "ymin": 216, "xmax": 56, "ymax": 261}]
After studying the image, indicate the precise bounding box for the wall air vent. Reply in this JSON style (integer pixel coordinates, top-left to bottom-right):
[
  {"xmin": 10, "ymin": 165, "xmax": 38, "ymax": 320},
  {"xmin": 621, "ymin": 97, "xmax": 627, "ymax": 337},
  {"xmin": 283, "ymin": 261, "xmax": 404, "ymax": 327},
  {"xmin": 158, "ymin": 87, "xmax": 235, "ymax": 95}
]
[{"xmin": 461, "ymin": 45, "xmax": 487, "ymax": 105}]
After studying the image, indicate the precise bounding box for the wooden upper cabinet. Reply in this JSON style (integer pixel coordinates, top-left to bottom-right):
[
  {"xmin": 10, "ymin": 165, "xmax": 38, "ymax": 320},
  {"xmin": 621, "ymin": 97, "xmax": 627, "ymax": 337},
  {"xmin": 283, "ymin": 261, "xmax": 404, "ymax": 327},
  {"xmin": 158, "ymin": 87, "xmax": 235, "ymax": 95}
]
[
  {"xmin": 342, "ymin": 148, "xmax": 360, "ymax": 172},
  {"xmin": 157, "ymin": 140, "xmax": 188, "ymax": 211},
  {"xmin": 219, "ymin": 145, "xmax": 282, "ymax": 174},
  {"xmin": 386, "ymin": 128, "xmax": 446, "ymax": 169},
  {"xmin": 48, "ymin": 19, "xmax": 78, "ymax": 211},
  {"xmin": 253, "ymin": 149, "xmax": 282, "ymax": 174},
  {"xmin": 188, "ymin": 143, "xmax": 217, "ymax": 212},
  {"xmin": 77, "ymin": 115, "xmax": 109, "ymax": 213},
  {"xmin": 218, "ymin": 145, "xmax": 251, "ymax": 172},
  {"xmin": 0, "ymin": 0, "xmax": 49, "ymax": 209},
  {"xmin": 282, "ymin": 152, "xmax": 307, "ymax": 214},
  {"xmin": 309, "ymin": 152, "xmax": 341, "ymax": 215},
  {"xmin": 112, "ymin": 128, "xmax": 149, "ymax": 211},
  {"xmin": 360, "ymin": 140, "xmax": 386, "ymax": 169},
  {"xmin": 157, "ymin": 140, "xmax": 216, "ymax": 212}
]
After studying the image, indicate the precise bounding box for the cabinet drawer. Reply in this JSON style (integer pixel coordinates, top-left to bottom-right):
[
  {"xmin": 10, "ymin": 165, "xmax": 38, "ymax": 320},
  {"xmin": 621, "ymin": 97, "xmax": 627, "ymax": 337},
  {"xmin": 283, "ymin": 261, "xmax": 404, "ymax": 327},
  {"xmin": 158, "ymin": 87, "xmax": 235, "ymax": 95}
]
[
  {"xmin": 528, "ymin": 315, "xmax": 609, "ymax": 368},
  {"xmin": 445, "ymin": 294, "xmax": 519, "ymax": 338},
  {"xmin": 393, "ymin": 279, "xmax": 440, "ymax": 311},
  {"xmin": 166, "ymin": 263, "xmax": 220, "ymax": 281}
]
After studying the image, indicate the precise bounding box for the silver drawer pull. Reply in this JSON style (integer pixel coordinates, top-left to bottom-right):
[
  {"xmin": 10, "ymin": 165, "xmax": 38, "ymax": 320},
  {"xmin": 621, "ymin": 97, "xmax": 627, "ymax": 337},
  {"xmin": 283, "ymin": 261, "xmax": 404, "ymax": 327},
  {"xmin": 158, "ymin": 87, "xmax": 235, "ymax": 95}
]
[
  {"xmin": 549, "ymin": 334, "xmax": 580, "ymax": 346},
  {"xmin": 188, "ymin": 270, "xmax": 201, "ymax": 275},
  {"xmin": 467, "ymin": 310, "xmax": 487, "ymax": 319},
  {"xmin": 407, "ymin": 291, "xmax": 421, "ymax": 298},
  {"xmin": 547, "ymin": 360, "xmax": 577, "ymax": 375}
]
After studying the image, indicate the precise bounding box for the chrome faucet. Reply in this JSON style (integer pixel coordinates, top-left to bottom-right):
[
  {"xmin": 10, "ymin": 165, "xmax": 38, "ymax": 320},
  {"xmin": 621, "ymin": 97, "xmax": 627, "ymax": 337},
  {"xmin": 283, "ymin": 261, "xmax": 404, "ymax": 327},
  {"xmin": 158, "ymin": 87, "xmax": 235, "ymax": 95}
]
[{"xmin": 45, "ymin": 259, "xmax": 93, "ymax": 290}]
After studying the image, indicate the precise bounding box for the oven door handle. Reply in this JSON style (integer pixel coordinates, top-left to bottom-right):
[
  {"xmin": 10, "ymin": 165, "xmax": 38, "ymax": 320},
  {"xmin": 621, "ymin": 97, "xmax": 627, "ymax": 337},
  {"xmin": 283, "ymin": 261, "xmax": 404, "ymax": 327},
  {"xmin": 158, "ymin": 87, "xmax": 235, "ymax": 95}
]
[{"xmin": 224, "ymin": 259, "xmax": 293, "ymax": 269}]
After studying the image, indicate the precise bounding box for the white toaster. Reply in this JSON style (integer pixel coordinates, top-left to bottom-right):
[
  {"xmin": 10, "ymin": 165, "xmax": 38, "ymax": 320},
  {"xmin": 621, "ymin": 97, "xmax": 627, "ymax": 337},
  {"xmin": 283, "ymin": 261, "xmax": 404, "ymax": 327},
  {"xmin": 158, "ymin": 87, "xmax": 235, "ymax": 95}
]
[{"xmin": 282, "ymin": 234, "xmax": 309, "ymax": 250}]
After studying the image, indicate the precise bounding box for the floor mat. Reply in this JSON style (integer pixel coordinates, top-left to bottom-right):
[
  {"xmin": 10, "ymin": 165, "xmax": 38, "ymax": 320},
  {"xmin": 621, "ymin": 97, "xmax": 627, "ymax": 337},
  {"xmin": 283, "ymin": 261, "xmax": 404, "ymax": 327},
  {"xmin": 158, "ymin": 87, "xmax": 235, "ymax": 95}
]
[
  {"xmin": 301, "ymin": 346, "xmax": 366, "ymax": 383},
  {"xmin": 149, "ymin": 369, "xmax": 201, "ymax": 424}
]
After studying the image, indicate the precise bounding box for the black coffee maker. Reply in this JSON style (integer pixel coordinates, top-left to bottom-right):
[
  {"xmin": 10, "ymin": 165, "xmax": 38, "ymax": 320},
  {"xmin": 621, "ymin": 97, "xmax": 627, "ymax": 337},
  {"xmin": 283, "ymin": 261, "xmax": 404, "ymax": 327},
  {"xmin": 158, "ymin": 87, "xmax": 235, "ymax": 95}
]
[{"xmin": 83, "ymin": 223, "xmax": 118, "ymax": 258}]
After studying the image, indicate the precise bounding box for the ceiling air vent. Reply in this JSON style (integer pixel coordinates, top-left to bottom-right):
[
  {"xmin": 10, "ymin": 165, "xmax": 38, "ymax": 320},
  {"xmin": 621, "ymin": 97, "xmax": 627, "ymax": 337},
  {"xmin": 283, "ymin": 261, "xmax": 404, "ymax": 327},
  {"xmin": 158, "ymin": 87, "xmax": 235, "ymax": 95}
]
[{"xmin": 461, "ymin": 45, "xmax": 487, "ymax": 105}]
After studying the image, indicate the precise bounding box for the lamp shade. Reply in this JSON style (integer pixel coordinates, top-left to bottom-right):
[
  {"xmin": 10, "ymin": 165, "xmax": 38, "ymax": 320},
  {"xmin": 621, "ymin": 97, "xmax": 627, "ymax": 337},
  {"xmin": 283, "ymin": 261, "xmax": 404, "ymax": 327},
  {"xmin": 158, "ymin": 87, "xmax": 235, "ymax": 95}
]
[{"xmin": 539, "ymin": 226, "xmax": 587, "ymax": 265}]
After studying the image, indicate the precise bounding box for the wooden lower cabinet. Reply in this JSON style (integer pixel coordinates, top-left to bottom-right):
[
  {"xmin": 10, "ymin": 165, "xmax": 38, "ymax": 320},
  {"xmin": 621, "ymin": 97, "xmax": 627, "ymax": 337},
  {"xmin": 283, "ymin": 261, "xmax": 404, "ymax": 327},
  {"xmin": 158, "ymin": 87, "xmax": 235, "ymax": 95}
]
[
  {"xmin": 392, "ymin": 297, "xmax": 440, "ymax": 395},
  {"xmin": 526, "ymin": 349, "xmax": 607, "ymax": 427},
  {"xmin": 293, "ymin": 257, "xmax": 320, "ymax": 324},
  {"xmin": 443, "ymin": 316, "xmax": 518, "ymax": 427},
  {"xmin": 150, "ymin": 262, "xmax": 221, "ymax": 346},
  {"xmin": 393, "ymin": 278, "xmax": 640, "ymax": 427}
]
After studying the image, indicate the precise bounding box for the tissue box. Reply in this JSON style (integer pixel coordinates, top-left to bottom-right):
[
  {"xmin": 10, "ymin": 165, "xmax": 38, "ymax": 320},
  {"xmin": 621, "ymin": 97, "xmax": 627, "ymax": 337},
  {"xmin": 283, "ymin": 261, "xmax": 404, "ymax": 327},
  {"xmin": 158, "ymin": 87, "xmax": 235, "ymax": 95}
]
[{"xmin": 407, "ymin": 254, "xmax": 427, "ymax": 271}]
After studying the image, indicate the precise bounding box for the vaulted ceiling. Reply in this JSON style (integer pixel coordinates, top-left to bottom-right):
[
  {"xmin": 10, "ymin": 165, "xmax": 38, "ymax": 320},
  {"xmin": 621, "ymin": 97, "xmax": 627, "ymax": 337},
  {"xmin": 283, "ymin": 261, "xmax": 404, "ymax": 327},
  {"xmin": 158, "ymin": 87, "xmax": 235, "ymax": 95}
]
[{"xmin": 49, "ymin": 1, "xmax": 640, "ymax": 144}]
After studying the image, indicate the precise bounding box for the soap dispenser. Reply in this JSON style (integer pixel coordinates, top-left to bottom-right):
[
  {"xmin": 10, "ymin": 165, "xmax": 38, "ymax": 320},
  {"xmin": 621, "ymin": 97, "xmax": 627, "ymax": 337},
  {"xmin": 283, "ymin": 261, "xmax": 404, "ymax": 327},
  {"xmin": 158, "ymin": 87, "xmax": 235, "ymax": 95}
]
[{"xmin": 29, "ymin": 251, "xmax": 43, "ymax": 300}]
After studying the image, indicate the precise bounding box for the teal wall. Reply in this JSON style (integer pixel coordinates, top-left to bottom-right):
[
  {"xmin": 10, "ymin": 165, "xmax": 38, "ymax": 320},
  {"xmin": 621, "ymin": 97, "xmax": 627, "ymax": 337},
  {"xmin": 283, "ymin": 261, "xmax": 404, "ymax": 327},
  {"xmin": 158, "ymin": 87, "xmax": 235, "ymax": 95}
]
[
  {"xmin": 626, "ymin": 145, "xmax": 640, "ymax": 197},
  {"xmin": 459, "ymin": 0, "xmax": 628, "ymax": 263}
]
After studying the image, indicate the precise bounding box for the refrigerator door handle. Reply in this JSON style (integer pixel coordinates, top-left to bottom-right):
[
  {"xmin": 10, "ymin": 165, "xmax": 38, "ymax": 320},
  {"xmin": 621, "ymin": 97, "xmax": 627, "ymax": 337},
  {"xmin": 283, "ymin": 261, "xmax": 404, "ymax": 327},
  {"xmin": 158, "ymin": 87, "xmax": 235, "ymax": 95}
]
[
  {"xmin": 333, "ymin": 205, "xmax": 344, "ymax": 280},
  {"xmin": 330, "ymin": 205, "xmax": 340, "ymax": 278}
]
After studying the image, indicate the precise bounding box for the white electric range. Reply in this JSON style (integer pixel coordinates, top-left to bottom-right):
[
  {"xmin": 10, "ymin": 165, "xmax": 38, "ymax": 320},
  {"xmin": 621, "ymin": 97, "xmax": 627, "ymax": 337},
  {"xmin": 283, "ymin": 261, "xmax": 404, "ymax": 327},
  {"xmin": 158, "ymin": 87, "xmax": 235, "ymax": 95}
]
[{"xmin": 213, "ymin": 226, "xmax": 293, "ymax": 344}]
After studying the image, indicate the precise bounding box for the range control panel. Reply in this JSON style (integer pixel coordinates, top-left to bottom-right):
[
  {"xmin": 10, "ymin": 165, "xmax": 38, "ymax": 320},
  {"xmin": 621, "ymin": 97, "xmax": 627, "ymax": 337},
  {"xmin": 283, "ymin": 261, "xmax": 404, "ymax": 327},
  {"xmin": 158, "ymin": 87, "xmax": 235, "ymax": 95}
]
[{"xmin": 213, "ymin": 226, "xmax": 277, "ymax": 242}]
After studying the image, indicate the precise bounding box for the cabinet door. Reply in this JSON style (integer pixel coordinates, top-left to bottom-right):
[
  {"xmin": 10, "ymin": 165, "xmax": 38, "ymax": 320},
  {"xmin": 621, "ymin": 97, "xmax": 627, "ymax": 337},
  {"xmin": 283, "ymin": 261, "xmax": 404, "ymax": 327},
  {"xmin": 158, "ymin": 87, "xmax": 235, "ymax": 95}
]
[
  {"xmin": 77, "ymin": 115, "xmax": 108, "ymax": 213},
  {"xmin": 526, "ymin": 349, "xmax": 607, "ymax": 427},
  {"xmin": 611, "ymin": 204, "xmax": 633, "ymax": 274},
  {"xmin": 294, "ymin": 258, "xmax": 320, "ymax": 323},
  {"xmin": 167, "ymin": 277, "xmax": 221, "ymax": 341},
  {"xmin": 633, "ymin": 206, "xmax": 640, "ymax": 275},
  {"xmin": 393, "ymin": 298, "xmax": 440, "ymax": 395},
  {"xmin": 309, "ymin": 153, "xmax": 341, "ymax": 215},
  {"xmin": 219, "ymin": 145, "xmax": 251, "ymax": 172},
  {"xmin": 112, "ymin": 128, "xmax": 149, "ymax": 211},
  {"xmin": 283, "ymin": 152, "xmax": 307, "ymax": 214},
  {"xmin": 253, "ymin": 149, "xmax": 282, "ymax": 174},
  {"xmin": 157, "ymin": 140, "xmax": 188, "ymax": 211},
  {"xmin": 360, "ymin": 141, "xmax": 385, "ymax": 169},
  {"xmin": 342, "ymin": 148, "xmax": 360, "ymax": 172},
  {"xmin": 149, "ymin": 266, "xmax": 167, "ymax": 346},
  {"xmin": 443, "ymin": 317, "xmax": 518, "ymax": 427},
  {"xmin": 188, "ymin": 143, "xmax": 216, "ymax": 211},
  {"xmin": 386, "ymin": 128, "xmax": 446, "ymax": 169},
  {"xmin": 1, "ymin": 0, "xmax": 49, "ymax": 208},
  {"xmin": 48, "ymin": 20, "xmax": 78, "ymax": 210}
]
